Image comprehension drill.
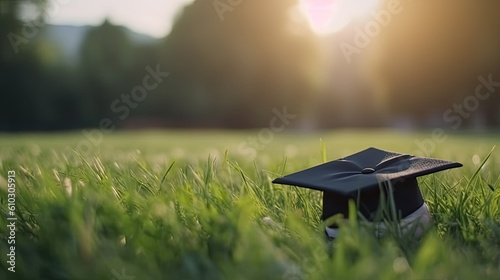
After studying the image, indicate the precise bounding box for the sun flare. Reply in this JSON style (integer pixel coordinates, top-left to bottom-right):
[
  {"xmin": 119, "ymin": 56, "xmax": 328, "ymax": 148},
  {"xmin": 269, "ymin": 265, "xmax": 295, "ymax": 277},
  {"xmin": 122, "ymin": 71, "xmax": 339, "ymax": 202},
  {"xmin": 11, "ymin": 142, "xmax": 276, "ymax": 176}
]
[{"xmin": 300, "ymin": 0, "xmax": 380, "ymax": 34}]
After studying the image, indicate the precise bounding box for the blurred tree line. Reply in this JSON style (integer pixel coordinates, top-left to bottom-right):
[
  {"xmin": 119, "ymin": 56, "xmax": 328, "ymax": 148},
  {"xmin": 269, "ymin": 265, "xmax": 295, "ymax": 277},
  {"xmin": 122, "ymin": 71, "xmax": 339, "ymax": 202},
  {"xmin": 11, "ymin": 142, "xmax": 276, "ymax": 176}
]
[
  {"xmin": 369, "ymin": 0, "xmax": 500, "ymax": 127},
  {"xmin": 0, "ymin": 0, "xmax": 325, "ymax": 131},
  {"xmin": 1, "ymin": 0, "xmax": 499, "ymax": 132}
]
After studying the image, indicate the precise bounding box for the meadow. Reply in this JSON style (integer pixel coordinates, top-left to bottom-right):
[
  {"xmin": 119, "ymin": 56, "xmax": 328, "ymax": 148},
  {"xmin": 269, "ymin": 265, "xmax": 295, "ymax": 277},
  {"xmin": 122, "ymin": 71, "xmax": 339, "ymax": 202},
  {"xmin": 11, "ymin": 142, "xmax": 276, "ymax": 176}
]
[{"xmin": 0, "ymin": 129, "xmax": 499, "ymax": 280}]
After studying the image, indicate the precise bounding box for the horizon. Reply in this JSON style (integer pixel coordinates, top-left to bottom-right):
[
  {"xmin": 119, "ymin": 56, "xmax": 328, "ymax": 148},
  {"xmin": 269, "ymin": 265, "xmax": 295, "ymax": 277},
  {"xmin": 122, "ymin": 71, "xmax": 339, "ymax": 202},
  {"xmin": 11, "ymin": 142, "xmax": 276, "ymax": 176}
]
[
  {"xmin": 19, "ymin": 0, "xmax": 380, "ymax": 38},
  {"xmin": 20, "ymin": 0, "xmax": 194, "ymax": 38}
]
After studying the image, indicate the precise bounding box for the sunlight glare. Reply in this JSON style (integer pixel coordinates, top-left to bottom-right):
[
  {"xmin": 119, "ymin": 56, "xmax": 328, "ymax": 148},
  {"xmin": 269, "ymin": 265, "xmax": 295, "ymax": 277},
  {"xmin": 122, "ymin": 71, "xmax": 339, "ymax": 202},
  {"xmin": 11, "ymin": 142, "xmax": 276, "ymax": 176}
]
[{"xmin": 300, "ymin": 0, "xmax": 380, "ymax": 34}]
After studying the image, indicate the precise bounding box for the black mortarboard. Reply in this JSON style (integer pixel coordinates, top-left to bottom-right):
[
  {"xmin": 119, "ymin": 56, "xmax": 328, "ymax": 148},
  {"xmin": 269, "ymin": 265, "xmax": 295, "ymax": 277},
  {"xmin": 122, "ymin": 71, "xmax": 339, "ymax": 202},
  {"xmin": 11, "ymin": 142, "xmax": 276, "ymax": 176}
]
[{"xmin": 273, "ymin": 147, "xmax": 462, "ymax": 226}]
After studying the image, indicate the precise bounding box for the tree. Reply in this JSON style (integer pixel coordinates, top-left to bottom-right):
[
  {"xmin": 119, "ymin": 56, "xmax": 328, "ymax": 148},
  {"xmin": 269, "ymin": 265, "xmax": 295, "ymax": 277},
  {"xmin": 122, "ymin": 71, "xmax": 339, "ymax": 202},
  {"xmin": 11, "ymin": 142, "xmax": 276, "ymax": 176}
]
[
  {"xmin": 79, "ymin": 19, "xmax": 135, "ymax": 122},
  {"xmin": 0, "ymin": 0, "xmax": 48, "ymax": 131},
  {"xmin": 154, "ymin": 0, "xmax": 326, "ymax": 127},
  {"xmin": 369, "ymin": 0, "xmax": 500, "ymax": 126}
]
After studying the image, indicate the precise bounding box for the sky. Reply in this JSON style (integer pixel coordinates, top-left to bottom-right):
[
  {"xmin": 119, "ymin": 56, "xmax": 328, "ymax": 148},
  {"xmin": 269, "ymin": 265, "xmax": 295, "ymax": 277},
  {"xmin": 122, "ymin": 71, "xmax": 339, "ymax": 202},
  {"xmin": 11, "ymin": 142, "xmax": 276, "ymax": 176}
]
[
  {"xmin": 41, "ymin": 0, "xmax": 194, "ymax": 38},
  {"xmin": 33, "ymin": 0, "xmax": 379, "ymax": 38}
]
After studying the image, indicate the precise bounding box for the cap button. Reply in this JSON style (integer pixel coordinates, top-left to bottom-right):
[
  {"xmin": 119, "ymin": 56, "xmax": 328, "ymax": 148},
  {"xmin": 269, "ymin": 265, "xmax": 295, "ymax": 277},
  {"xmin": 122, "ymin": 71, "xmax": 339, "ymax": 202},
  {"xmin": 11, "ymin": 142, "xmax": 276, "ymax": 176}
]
[{"xmin": 361, "ymin": 168, "xmax": 375, "ymax": 174}]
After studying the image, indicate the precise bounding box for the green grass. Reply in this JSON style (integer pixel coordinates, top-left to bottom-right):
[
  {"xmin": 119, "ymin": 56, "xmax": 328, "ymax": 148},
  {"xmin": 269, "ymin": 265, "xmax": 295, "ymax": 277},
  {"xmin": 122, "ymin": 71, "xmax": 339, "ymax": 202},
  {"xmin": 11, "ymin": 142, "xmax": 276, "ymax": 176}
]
[{"xmin": 0, "ymin": 130, "xmax": 499, "ymax": 280}]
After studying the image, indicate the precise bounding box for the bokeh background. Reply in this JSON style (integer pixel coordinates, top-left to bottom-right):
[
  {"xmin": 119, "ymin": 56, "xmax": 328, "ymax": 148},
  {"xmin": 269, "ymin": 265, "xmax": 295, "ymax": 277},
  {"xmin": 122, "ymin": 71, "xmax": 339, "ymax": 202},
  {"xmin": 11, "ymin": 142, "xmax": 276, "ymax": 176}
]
[{"xmin": 1, "ymin": 0, "xmax": 499, "ymax": 132}]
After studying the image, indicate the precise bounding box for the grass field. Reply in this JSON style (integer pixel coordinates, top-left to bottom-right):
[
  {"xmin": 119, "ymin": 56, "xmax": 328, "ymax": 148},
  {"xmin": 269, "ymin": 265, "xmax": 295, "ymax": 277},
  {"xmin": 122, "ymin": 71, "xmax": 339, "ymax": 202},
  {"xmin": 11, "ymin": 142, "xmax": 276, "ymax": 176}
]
[{"xmin": 0, "ymin": 129, "xmax": 499, "ymax": 280}]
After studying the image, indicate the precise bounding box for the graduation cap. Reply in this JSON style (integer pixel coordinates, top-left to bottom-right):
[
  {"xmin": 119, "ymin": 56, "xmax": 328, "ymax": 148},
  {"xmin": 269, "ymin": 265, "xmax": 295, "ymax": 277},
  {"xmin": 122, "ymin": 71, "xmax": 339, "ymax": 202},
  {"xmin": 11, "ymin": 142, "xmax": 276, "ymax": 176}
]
[{"xmin": 272, "ymin": 147, "xmax": 462, "ymax": 237}]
